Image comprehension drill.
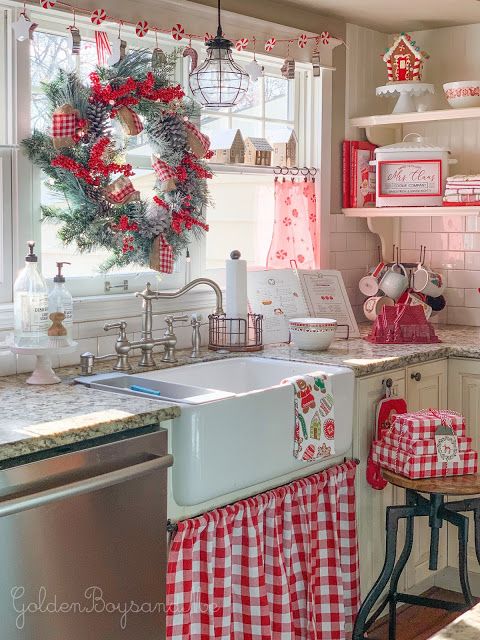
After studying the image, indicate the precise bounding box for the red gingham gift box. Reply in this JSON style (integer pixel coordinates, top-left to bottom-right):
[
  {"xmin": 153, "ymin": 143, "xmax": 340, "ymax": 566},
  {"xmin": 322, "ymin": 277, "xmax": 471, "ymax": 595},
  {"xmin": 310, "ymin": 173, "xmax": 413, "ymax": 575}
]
[
  {"xmin": 393, "ymin": 409, "xmax": 465, "ymax": 440},
  {"xmin": 371, "ymin": 441, "xmax": 478, "ymax": 479},
  {"xmin": 383, "ymin": 429, "xmax": 472, "ymax": 456}
]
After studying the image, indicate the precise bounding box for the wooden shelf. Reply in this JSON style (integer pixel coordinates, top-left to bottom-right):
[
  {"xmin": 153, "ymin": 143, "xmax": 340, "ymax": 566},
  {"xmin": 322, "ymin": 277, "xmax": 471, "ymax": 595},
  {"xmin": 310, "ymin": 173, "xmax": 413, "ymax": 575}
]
[
  {"xmin": 350, "ymin": 106, "xmax": 480, "ymax": 129},
  {"xmin": 342, "ymin": 206, "xmax": 480, "ymax": 218}
]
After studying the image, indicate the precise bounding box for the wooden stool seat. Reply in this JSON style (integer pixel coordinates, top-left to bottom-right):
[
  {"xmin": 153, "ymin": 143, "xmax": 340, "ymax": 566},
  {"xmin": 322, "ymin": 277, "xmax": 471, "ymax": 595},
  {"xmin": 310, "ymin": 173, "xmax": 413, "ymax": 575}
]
[{"xmin": 383, "ymin": 469, "xmax": 480, "ymax": 496}]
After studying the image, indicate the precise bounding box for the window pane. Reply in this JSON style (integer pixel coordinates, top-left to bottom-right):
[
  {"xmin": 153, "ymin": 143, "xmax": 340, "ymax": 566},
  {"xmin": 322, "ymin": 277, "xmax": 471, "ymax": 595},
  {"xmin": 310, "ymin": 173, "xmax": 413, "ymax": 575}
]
[
  {"xmin": 264, "ymin": 76, "xmax": 292, "ymax": 120},
  {"xmin": 230, "ymin": 117, "xmax": 262, "ymax": 138},
  {"xmin": 231, "ymin": 79, "xmax": 262, "ymax": 116},
  {"xmin": 206, "ymin": 174, "xmax": 274, "ymax": 269},
  {"xmin": 79, "ymin": 40, "xmax": 98, "ymax": 80},
  {"xmin": 201, "ymin": 114, "xmax": 230, "ymax": 137}
]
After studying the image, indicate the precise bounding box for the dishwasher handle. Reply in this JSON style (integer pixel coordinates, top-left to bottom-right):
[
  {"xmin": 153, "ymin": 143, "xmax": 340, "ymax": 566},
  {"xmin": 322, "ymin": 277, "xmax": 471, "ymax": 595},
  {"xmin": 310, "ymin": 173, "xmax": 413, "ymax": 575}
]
[{"xmin": 0, "ymin": 454, "xmax": 173, "ymax": 519}]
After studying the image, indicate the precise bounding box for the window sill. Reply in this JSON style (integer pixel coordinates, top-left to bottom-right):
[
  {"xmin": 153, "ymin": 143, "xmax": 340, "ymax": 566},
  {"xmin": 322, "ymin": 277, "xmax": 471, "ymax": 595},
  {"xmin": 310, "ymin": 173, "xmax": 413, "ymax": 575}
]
[{"xmin": 0, "ymin": 285, "xmax": 220, "ymax": 331}]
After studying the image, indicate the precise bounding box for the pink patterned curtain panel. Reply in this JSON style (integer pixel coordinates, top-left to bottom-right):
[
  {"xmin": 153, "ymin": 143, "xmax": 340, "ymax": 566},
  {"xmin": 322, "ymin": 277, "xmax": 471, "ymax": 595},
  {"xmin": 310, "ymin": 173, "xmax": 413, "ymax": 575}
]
[
  {"xmin": 166, "ymin": 461, "xmax": 359, "ymax": 640},
  {"xmin": 266, "ymin": 179, "xmax": 319, "ymax": 270}
]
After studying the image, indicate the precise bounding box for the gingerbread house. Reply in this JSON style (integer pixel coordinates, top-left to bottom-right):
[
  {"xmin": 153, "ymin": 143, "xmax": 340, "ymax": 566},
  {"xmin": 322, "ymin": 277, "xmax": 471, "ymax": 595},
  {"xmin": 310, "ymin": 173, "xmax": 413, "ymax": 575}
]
[
  {"xmin": 383, "ymin": 33, "xmax": 429, "ymax": 83},
  {"xmin": 208, "ymin": 128, "xmax": 245, "ymax": 164},
  {"xmin": 244, "ymin": 137, "xmax": 273, "ymax": 166},
  {"xmin": 269, "ymin": 128, "xmax": 297, "ymax": 167}
]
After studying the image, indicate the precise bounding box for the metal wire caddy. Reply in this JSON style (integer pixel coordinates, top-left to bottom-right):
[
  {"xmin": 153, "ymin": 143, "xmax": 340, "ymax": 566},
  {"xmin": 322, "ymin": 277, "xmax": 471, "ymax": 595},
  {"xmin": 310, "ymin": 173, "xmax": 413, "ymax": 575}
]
[{"xmin": 208, "ymin": 313, "xmax": 264, "ymax": 352}]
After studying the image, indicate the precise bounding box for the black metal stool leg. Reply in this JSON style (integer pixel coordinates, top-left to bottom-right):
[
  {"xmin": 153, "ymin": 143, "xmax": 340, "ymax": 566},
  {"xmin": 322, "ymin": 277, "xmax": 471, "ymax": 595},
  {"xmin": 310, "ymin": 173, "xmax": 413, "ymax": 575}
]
[
  {"xmin": 442, "ymin": 508, "xmax": 474, "ymax": 607},
  {"xmin": 474, "ymin": 508, "xmax": 480, "ymax": 567},
  {"xmin": 352, "ymin": 504, "xmax": 417, "ymax": 640}
]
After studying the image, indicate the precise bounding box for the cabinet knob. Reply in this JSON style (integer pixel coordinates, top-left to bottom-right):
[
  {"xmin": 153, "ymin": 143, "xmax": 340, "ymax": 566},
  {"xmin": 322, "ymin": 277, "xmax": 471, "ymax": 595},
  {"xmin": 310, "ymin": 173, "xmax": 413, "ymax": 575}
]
[{"xmin": 411, "ymin": 372, "xmax": 422, "ymax": 382}]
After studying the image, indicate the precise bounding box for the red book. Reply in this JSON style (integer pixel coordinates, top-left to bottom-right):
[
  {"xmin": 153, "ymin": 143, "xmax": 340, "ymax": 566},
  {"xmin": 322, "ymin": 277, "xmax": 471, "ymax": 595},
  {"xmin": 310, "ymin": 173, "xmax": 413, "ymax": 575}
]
[
  {"xmin": 350, "ymin": 141, "xmax": 376, "ymax": 208},
  {"xmin": 342, "ymin": 140, "xmax": 352, "ymax": 208}
]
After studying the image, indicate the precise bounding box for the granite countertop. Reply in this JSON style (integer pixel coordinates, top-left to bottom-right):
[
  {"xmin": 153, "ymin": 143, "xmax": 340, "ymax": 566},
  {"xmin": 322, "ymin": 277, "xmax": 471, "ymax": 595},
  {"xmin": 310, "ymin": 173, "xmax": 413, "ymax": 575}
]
[
  {"xmin": 2, "ymin": 323, "xmax": 480, "ymax": 468},
  {"xmin": 428, "ymin": 602, "xmax": 480, "ymax": 639}
]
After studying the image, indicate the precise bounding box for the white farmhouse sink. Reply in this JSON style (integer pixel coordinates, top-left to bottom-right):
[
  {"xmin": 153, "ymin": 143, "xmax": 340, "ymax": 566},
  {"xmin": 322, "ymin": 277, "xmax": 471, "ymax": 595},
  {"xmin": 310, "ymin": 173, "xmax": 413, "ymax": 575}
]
[{"xmin": 78, "ymin": 357, "xmax": 354, "ymax": 510}]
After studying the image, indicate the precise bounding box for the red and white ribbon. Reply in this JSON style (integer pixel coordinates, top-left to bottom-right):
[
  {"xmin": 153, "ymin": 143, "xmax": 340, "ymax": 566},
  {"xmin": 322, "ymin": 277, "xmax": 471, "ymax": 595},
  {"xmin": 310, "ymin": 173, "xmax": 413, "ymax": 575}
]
[
  {"xmin": 91, "ymin": 8, "xmax": 107, "ymax": 25},
  {"xmin": 320, "ymin": 31, "xmax": 330, "ymax": 45},
  {"xmin": 40, "ymin": 0, "xmax": 56, "ymax": 8},
  {"xmin": 171, "ymin": 23, "xmax": 184, "ymax": 41},
  {"xmin": 135, "ymin": 21, "xmax": 149, "ymax": 38},
  {"xmin": 264, "ymin": 37, "xmax": 276, "ymax": 52},
  {"xmin": 298, "ymin": 33, "xmax": 308, "ymax": 49},
  {"xmin": 152, "ymin": 156, "xmax": 176, "ymax": 181},
  {"xmin": 235, "ymin": 38, "xmax": 249, "ymax": 51},
  {"xmin": 95, "ymin": 31, "xmax": 112, "ymax": 67}
]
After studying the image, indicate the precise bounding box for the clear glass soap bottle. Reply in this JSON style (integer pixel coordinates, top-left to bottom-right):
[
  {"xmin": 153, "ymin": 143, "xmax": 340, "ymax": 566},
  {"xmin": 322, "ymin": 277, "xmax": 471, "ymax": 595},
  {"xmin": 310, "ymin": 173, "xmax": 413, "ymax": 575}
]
[
  {"xmin": 13, "ymin": 241, "xmax": 49, "ymax": 347},
  {"xmin": 48, "ymin": 261, "xmax": 73, "ymax": 343}
]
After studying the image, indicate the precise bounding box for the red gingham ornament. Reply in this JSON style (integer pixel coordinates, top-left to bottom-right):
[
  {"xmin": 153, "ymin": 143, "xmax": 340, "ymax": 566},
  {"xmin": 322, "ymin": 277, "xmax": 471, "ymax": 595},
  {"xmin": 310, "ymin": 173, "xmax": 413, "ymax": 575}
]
[
  {"xmin": 104, "ymin": 176, "xmax": 140, "ymax": 205},
  {"xmin": 235, "ymin": 38, "xmax": 249, "ymax": 51},
  {"xmin": 135, "ymin": 20, "xmax": 149, "ymax": 38},
  {"xmin": 40, "ymin": 0, "xmax": 56, "ymax": 8},
  {"xmin": 150, "ymin": 234, "xmax": 174, "ymax": 273},
  {"xmin": 184, "ymin": 120, "xmax": 211, "ymax": 159},
  {"xmin": 171, "ymin": 23, "xmax": 184, "ymax": 41},
  {"xmin": 264, "ymin": 37, "xmax": 276, "ymax": 52},
  {"xmin": 91, "ymin": 8, "xmax": 107, "ymax": 25},
  {"xmin": 320, "ymin": 30, "xmax": 331, "ymax": 45},
  {"xmin": 298, "ymin": 33, "xmax": 308, "ymax": 49},
  {"xmin": 152, "ymin": 155, "xmax": 177, "ymax": 192}
]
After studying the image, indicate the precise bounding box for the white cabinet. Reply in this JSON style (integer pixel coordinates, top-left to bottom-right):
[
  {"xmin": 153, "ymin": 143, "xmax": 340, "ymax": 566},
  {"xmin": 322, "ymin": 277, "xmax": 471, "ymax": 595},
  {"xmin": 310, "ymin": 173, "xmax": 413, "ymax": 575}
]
[
  {"xmin": 447, "ymin": 358, "xmax": 480, "ymax": 574},
  {"xmin": 354, "ymin": 359, "xmax": 448, "ymax": 597}
]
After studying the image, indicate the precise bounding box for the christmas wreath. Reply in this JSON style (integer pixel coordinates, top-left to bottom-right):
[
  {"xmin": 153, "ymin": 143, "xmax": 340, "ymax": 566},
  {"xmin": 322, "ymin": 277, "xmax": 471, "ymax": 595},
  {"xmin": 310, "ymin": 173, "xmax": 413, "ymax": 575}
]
[{"xmin": 22, "ymin": 49, "xmax": 212, "ymax": 273}]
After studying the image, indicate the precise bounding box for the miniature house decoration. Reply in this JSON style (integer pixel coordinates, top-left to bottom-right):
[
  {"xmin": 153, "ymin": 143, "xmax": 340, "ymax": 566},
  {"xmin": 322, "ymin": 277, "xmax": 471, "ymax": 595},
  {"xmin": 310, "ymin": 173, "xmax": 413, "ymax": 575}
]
[
  {"xmin": 383, "ymin": 33, "xmax": 429, "ymax": 83},
  {"xmin": 244, "ymin": 137, "xmax": 273, "ymax": 166},
  {"xmin": 269, "ymin": 128, "xmax": 297, "ymax": 167},
  {"xmin": 208, "ymin": 128, "xmax": 245, "ymax": 164}
]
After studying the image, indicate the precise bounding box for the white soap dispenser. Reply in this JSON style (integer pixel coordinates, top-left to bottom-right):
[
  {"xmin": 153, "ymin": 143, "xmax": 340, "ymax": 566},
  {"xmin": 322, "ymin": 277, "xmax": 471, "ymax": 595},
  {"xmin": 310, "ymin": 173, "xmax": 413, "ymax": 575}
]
[
  {"xmin": 48, "ymin": 261, "xmax": 73, "ymax": 343},
  {"xmin": 13, "ymin": 241, "xmax": 49, "ymax": 347}
]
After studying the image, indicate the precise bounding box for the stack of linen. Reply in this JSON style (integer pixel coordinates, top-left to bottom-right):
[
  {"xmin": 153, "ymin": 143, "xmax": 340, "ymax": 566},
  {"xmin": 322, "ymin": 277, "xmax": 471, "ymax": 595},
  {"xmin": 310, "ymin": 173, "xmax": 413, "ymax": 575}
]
[{"xmin": 444, "ymin": 174, "xmax": 480, "ymax": 205}]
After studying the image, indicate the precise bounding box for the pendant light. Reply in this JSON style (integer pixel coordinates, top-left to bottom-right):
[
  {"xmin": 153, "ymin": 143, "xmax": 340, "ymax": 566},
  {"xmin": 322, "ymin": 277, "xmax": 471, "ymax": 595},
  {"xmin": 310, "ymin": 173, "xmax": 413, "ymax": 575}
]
[{"xmin": 189, "ymin": 0, "xmax": 249, "ymax": 108}]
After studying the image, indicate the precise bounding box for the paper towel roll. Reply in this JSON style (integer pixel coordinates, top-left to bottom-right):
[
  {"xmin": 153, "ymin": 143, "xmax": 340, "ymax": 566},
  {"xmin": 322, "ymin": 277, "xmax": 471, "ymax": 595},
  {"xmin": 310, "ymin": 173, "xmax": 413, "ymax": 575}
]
[{"xmin": 226, "ymin": 250, "xmax": 248, "ymax": 321}]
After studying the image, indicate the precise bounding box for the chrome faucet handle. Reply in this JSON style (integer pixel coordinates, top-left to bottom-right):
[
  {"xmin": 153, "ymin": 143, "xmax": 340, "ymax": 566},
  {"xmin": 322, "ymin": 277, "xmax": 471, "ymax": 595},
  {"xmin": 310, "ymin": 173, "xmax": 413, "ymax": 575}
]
[
  {"xmin": 80, "ymin": 352, "xmax": 95, "ymax": 375},
  {"xmin": 164, "ymin": 314, "xmax": 189, "ymax": 335},
  {"xmin": 135, "ymin": 282, "xmax": 157, "ymax": 301},
  {"xmin": 104, "ymin": 321, "xmax": 128, "ymax": 340}
]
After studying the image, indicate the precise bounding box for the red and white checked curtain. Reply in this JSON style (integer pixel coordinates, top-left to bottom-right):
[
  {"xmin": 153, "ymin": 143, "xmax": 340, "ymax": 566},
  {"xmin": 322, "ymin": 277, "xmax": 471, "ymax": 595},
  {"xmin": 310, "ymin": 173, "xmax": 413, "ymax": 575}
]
[
  {"xmin": 166, "ymin": 460, "xmax": 359, "ymax": 640},
  {"xmin": 266, "ymin": 179, "xmax": 319, "ymax": 270}
]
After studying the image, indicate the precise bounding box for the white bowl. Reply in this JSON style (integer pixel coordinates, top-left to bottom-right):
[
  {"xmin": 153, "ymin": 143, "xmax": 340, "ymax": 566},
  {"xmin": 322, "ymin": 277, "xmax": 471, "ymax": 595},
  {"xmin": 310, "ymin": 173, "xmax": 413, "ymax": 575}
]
[
  {"xmin": 443, "ymin": 81, "xmax": 480, "ymax": 108},
  {"xmin": 289, "ymin": 317, "xmax": 337, "ymax": 351}
]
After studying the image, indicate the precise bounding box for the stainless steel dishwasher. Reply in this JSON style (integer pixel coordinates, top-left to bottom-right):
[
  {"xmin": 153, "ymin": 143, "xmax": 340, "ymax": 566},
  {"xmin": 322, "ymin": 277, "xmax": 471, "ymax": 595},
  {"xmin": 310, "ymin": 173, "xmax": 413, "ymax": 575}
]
[{"xmin": 0, "ymin": 429, "xmax": 172, "ymax": 640}]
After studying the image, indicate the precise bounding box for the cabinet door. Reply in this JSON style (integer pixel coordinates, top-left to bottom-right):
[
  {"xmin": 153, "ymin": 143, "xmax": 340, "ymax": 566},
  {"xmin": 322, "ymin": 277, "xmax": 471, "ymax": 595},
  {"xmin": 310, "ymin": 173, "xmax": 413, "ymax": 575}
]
[
  {"xmin": 403, "ymin": 359, "xmax": 448, "ymax": 590},
  {"xmin": 353, "ymin": 368, "xmax": 406, "ymax": 597},
  {"xmin": 447, "ymin": 358, "xmax": 480, "ymax": 575}
]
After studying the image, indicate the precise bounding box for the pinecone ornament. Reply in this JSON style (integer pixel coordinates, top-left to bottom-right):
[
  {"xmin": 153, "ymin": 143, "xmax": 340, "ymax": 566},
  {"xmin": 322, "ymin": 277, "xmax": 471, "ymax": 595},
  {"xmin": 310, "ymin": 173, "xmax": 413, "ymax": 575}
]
[
  {"xmin": 141, "ymin": 199, "xmax": 171, "ymax": 237},
  {"xmin": 86, "ymin": 100, "xmax": 110, "ymax": 141},
  {"xmin": 148, "ymin": 114, "xmax": 186, "ymax": 149}
]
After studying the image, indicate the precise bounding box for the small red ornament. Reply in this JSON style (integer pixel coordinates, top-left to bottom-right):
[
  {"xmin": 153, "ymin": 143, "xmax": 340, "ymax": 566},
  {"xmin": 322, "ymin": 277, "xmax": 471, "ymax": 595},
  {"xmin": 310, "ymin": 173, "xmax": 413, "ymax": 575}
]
[
  {"xmin": 320, "ymin": 31, "xmax": 330, "ymax": 45},
  {"xmin": 298, "ymin": 33, "xmax": 308, "ymax": 49},
  {"xmin": 235, "ymin": 38, "xmax": 249, "ymax": 51},
  {"xmin": 171, "ymin": 24, "xmax": 184, "ymax": 41},
  {"xmin": 265, "ymin": 37, "xmax": 276, "ymax": 52},
  {"xmin": 40, "ymin": 0, "xmax": 56, "ymax": 8},
  {"xmin": 91, "ymin": 8, "xmax": 107, "ymax": 25},
  {"xmin": 135, "ymin": 21, "xmax": 149, "ymax": 38}
]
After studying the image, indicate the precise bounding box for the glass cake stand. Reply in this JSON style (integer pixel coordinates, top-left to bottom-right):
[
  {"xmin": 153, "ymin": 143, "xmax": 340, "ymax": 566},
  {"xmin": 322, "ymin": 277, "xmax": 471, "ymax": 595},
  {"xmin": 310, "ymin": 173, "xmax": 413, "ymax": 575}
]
[{"xmin": 7, "ymin": 336, "xmax": 78, "ymax": 384}]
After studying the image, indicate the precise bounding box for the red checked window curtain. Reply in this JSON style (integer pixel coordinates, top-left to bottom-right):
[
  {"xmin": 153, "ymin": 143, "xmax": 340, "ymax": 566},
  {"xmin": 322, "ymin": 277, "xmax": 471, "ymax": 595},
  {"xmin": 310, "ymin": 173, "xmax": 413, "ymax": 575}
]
[{"xmin": 166, "ymin": 461, "xmax": 359, "ymax": 640}]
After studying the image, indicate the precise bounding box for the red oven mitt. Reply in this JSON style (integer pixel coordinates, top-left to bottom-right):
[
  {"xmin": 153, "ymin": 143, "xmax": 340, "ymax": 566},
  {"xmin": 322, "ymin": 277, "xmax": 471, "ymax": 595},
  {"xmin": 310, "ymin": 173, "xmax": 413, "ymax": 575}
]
[{"xmin": 367, "ymin": 395, "xmax": 408, "ymax": 490}]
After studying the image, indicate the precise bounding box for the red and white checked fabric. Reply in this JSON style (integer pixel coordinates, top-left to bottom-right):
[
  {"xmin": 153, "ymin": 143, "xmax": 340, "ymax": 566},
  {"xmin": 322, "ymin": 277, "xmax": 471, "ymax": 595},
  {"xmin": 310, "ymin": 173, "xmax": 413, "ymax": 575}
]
[
  {"xmin": 91, "ymin": 8, "xmax": 107, "ymax": 25},
  {"xmin": 166, "ymin": 460, "xmax": 360, "ymax": 640},
  {"xmin": 371, "ymin": 441, "xmax": 478, "ymax": 479},
  {"xmin": 393, "ymin": 409, "xmax": 465, "ymax": 440},
  {"xmin": 184, "ymin": 120, "xmax": 211, "ymax": 158},
  {"xmin": 298, "ymin": 33, "xmax": 308, "ymax": 49},
  {"xmin": 152, "ymin": 156, "xmax": 176, "ymax": 181},
  {"xmin": 383, "ymin": 430, "xmax": 472, "ymax": 456},
  {"xmin": 104, "ymin": 176, "xmax": 139, "ymax": 204},
  {"xmin": 235, "ymin": 38, "xmax": 249, "ymax": 51},
  {"xmin": 135, "ymin": 20, "xmax": 149, "ymax": 37},
  {"xmin": 52, "ymin": 111, "xmax": 77, "ymax": 138},
  {"xmin": 171, "ymin": 23, "xmax": 185, "ymax": 41},
  {"xmin": 153, "ymin": 234, "xmax": 174, "ymax": 273},
  {"xmin": 40, "ymin": 0, "xmax": 56, "ymax": 8},
  {"xmin": 95, "ymin": 31, "xmax": 112, "ymax": 67},
  {"xmin": 265, "ymin": 37, "xmax": 276, "ymax": 52},
  {"xmin": 117, "ymin": 105, "xmax": 144, "ymax": 135}
]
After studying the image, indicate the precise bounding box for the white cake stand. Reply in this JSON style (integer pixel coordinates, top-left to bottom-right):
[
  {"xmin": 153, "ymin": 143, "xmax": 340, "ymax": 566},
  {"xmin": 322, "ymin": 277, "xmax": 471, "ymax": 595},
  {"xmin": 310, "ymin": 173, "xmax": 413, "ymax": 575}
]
[
  {"xmin": 7, "ymin": 338, "xmax": 78, "ymax": 385},
  {"xmin": 376, "ymin": 82, "xmax": 435, "ymax": 114}
]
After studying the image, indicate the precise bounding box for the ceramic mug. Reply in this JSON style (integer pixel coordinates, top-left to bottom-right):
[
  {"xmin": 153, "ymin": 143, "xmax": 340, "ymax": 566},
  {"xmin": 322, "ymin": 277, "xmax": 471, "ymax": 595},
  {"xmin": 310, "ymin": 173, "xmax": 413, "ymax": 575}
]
[
  {"xmin": 413, "ymin": 264, "xmax": 445, "ymax": 297},
  {"xmin": 359, "ymin": 262, "xmax": 386, "ymax": 297},
  {"xmin": 363, "ymin": 295, "xmax": 395, "ymax": 321},
  {"xmin": 407, "ymin": 292, "xmax": 433, "ymax": 319},
  {"xmin": 379, "ymin": 263, "xmax": 409, "ymax": 300}
]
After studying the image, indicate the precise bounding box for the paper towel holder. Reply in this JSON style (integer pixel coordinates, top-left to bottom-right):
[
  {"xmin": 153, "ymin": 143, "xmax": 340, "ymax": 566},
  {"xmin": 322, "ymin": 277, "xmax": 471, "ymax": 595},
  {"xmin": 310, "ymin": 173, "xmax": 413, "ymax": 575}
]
[{"xmin": 208, "ymin": 313, "xmax": 264, "ymax": 352}]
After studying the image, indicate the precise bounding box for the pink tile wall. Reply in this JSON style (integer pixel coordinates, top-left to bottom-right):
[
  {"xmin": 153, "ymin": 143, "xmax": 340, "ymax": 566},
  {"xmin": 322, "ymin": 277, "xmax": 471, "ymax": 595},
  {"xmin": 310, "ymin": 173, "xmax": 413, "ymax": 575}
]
[{"xmin": 400, "ymin": 215, "xmax": 480, "ymax": 326}]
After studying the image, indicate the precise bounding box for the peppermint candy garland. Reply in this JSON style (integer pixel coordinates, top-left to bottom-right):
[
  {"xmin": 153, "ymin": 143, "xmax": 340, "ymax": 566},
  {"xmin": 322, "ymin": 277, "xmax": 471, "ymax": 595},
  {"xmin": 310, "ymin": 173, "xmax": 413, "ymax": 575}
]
[
  {"xmin": 91, "ymin": 8, "xmax": 107, "ymax": 25},
  {"xmin": 235, "ymin": 38, "xmax": 249, "ymax": 51},
  {"xmin": 320, "ymin": 31, "xmax": 330, "ymax": 45},
  {"xmin": 265, "ymin": 37, "xmax": 276, "ymax": 52},
  {"xmin": 135, "ymin": 21, "xmax": 149, "ymax": 38},
  {"xmin": 298, "ymin": 33, "xmax": 308, "ymax": 49},
  {"xmin": 40, "ymin": 0, "xmax": 56, "ymax": 8},
  {"xmin": 171, "ymin": 23, "xmax": 184, "ymax": 41}
]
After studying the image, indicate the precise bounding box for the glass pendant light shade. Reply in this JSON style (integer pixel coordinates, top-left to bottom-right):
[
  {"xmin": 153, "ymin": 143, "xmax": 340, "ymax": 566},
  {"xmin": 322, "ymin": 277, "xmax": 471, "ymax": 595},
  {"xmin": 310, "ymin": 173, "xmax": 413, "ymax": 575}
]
[{"xmin": 189, "ymin": 0, "xmax": 249, "ymax": 108}]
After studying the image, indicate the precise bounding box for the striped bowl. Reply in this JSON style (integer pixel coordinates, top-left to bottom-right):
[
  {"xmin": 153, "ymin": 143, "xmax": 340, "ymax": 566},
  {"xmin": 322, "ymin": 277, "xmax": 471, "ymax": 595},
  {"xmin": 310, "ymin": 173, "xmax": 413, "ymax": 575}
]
[{"xmin": 289, "ymin": 317, "xmax": 337, "ymax": 351}]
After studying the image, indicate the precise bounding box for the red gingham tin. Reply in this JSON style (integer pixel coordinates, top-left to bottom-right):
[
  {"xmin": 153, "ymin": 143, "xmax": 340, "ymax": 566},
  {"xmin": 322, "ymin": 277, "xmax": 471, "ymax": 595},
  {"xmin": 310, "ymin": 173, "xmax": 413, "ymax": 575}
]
[
  {"xmin": 393, "ymin": 409, "xmax": 466, "ymax": 440},
  {"xmin": 383, "ymin": 430, "xmax": 472, "ymax": 456}
]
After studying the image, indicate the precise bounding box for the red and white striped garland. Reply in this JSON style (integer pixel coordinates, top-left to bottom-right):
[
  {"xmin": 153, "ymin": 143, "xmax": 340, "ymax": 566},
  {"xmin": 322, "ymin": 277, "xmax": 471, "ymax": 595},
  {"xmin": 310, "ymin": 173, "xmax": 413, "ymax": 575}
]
[
  {"xmin": 135, "ymin": 20, "xmax": 149, "ymax": 38},
  {"xmin": 171, "ymin": 23, "xmax": 184, "ymax": 41},
  {"xmin": 40, "ymin": 0, "xmax": 56, "ymax": 8},
  {"xmin": 91, "ymin": 8, "xmax": 107, "ymax": 25}
]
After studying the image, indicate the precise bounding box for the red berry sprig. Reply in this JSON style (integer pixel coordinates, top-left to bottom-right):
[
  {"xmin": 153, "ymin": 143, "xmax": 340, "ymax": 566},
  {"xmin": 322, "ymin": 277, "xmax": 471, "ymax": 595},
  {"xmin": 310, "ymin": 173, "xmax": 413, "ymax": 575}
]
[{"xmin": 51, "ymin": 155, "xmax": 98, "ymax": 185}]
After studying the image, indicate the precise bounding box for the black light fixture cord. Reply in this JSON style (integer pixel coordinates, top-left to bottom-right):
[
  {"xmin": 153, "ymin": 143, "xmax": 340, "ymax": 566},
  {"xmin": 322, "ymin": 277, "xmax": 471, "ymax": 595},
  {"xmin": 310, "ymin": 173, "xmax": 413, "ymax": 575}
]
[{"xmin": 216, "ymin": 0, "xmax": 222, "ymax": 38}]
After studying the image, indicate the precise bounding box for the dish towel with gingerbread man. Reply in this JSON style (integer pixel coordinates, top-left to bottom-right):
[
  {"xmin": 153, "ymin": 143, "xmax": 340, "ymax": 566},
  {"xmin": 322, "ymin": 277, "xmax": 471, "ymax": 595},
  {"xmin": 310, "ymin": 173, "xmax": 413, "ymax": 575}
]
[{"xmin": 282, "ymin": 372, "xmax": 336, "ymax": 462}]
